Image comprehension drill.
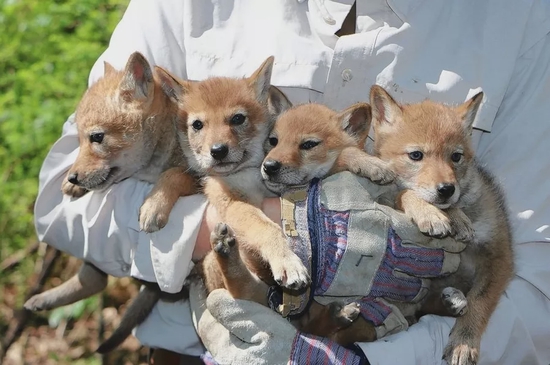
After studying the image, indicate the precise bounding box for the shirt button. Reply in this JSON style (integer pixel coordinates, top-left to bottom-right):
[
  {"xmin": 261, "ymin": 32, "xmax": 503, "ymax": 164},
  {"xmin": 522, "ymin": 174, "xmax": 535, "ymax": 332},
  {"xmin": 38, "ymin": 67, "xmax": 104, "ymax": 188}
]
[
  {"xmin": 323, "ymin": 16, "xmax": 336, "ymax": 25},
  {"xmin": 121, "ymin": 264, "xmax": 131, "ymax": 272},
  {"xmin": 341, "ymin": 69, "xmax": 353, "ymax": 82}
]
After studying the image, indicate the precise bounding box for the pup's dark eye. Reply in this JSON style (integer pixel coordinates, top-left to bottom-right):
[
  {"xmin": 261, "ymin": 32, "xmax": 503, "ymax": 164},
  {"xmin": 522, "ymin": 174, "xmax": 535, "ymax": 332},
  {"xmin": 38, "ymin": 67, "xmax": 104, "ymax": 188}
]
[
  {"xmin": 192, "ymin": 120, "xmax": 203, "ymax": 131},
  {"xmin": 408, "ymin": 151, "xmax": 423, "ymax": 161},
  {"xmin": 230, "ymin": 113, "xmax": 246, "ymax": 126},
  {"xmin": 90, "ymin": 132, "xmax": 104, "ymax": 144},
  {"xmin": 268, "ymin": 137, "xmax": 278, "ymax": 147},
  {"xmin": 300, "ymin": 140, "xmax": 321, "ymax": 150},
  {"xmin": 451, "ymin": 152, "xmax": 463, "ymax": 163}
]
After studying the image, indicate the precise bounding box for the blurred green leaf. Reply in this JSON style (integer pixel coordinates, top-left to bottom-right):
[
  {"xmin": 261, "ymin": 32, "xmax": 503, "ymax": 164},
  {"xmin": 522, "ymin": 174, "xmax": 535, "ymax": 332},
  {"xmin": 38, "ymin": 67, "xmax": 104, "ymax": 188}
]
[
  {"xmin": 0, "ymin": 0, "xmax": 127, "ymax": 262},
  {"xmin": 48, "ymin": 296, "xmax": 99, "ymax": 327}
]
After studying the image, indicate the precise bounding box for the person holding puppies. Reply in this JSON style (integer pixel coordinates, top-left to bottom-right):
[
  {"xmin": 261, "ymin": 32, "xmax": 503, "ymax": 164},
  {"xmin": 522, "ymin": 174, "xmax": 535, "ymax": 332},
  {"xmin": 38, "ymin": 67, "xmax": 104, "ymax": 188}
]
[{"xmin": 35, "ymin": 0, "xmax": 550, "ymax": 364}]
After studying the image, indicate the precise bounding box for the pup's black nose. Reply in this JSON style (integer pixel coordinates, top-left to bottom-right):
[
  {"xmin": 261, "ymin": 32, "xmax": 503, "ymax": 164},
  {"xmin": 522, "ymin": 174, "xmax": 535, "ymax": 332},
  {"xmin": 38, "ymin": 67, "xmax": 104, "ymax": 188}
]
[
  {"xmin": 68, "ymin": 173, "xmax": 79, "ymax": 185},
  {"xmin": 437, "ymin": 183, "xmax": 456, "ymax": 199},
  {"xmin": 210, "ymin": 144, "xmax": 229, "ymax": 160},
  {"xmin": 263, "ymin": 159, "xmax": 282, "ymax": 176}
]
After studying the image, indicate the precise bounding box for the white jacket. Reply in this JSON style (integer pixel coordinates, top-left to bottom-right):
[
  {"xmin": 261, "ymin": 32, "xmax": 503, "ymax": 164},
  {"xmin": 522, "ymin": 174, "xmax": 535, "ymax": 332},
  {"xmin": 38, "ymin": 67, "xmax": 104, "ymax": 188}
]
[{"xmin": 35, "ymin": 0, "xmax": 550, "ymax": 363}]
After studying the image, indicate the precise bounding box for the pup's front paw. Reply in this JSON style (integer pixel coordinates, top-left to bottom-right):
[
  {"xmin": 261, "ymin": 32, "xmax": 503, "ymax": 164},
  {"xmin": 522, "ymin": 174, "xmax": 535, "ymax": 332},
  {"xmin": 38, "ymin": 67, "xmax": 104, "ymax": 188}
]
[
  {"xmin": 447, "ymin": 208, "xmax": 475, "ymax": 243},
  {"xmin": 61, "ymin": 180, "xmax": 88, "ymax": 198},
  {"xmin": 412, "ymin": 206, "xmax": 454, "ymax": 238},
  {"xmin": 270, "ymin": 248, "xmax": 311, "ymax": 291},
  {"xmin": 210, "ymin": 223, "xmax": 237, "ymax": 258},
  {"xmin": 329, "ymin": 301, "xmax": 361, "ymax": 328},
  {"xmin": 360, "ymin": 160, "xmax": 395, "ymax": 185},
  {"xmin": 441, "ymin": 287, "xmax": 468, "ymax": 317},
  {"xmin": 139, "ymin": 198, "xmax": 170, "ymax": 233},
  {"xmin": 443, "ymin": 331, "xmax": 480, "ymax": 365},
  {"xmin": 24, "ymin": 294, "xmax": 52, "ymax": 311}
]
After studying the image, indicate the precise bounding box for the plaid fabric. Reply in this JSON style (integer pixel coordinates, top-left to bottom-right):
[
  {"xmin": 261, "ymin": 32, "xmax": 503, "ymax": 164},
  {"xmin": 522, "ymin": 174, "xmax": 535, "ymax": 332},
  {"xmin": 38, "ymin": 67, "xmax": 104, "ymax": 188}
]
[
  {"xmin": 367, "ymin": 227, "xmax": 443, "ymax": 302},
  {"xmin": 356, "ymin": 297, "xmax": 393, "ymax": 327},
  {"xmin": 290, "ymin": 333, "xmax": 366, "ymax": 365},
  {"xmin": 315, "ymin": 204, "xmax": 350, "ymax": 296},
  {"xmin": 307, "ymin": 178, "xmax": 447, "ymax": 327},
  {"xmin": 385, "ymin": 227, "xmax": 446, "ymax": 277}
]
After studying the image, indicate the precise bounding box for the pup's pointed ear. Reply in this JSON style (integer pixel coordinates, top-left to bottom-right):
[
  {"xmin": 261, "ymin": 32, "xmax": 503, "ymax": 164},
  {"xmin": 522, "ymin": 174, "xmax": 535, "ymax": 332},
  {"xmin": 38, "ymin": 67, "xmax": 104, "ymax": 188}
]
[
  {"xmin": 370, "ymin": 85, "xmax": 402, "ymax": 127},
  {"xmin": 456, "ymin": 91, "xmax": 483, "ymax": 133},
  {"xmin": 336, "ymin": 103, "xmax": 372, "ymax": 143},
  {"xmin": 119, "ymin": 52, "xmax": 154, "ymax": 102},
  {"xmin": 103, "ymin": 61, "xmax": 116, "ymax": 76},
  {"xmin": 267, "ymin": 86, "xmax": 292, "ymax": 117},
  {"xmin": 248, "ymin": 56, "xmax": 274, "ymax": 103},
  {"xmin": 154, "ymin": 66, "xmax": 190, "ymax": 103}
]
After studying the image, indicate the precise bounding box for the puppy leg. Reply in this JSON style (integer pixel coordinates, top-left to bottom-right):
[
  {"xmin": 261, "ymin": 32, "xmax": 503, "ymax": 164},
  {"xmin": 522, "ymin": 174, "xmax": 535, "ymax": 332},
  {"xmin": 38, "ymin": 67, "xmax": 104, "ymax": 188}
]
[
  {"xmin": 443, "ymin": 239, "xmax": 513, "ymax": 365},
  {"xmin": 333, "ymin": 146, "xmax": 395, "ymax": 185},
  {"xmin": 329, "ymin": 316, "xmax": 378, "ymax": 347},
  {"xmin": 298, "ymin": 301, "xmax": 361, "ymax": 339},
  {"xmin": 446, "ymin": 207, "xmax": 475, "ymax": 243},
  {"xmin": 24, "ymin": 262, "xmax": 107, "ymax": 311},
  {"xmin": 139, "ymin": 168, "xmax": 198, "ymax": 233},
  {"xmin": 419, "ymin": 288, "xmax": 468, "ymax": 318},
  {"xmin": 397, "ymin": 189, "xmax": 454, "ymax": 238},
  {"xmin": 211, "ymin": 222, "xmax": 269, "ymax": 305},
  {"xmin": 205, "ymin": 178, "xmax": 310, "ymax": 291}
]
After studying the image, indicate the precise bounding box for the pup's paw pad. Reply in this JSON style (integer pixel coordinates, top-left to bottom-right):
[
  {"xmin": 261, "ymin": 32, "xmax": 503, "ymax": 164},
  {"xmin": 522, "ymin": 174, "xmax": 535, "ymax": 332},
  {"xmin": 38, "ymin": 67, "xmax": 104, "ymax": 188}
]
[
  {"xmin": 139, "ymin": 199, "xmax": 170, "ymax": 233},
  {"xmin": 210, "ymin": 223, "xmax": 236, "ymax": 258},
  {"xmin": 443, "ymin": 338, "xmax": 479, "ymax": 365},
  {"xmin": 61, "ymin": 181, "xmax": 88, "ymax": 198},
  {"xmin": 366, "ymin": 163, "xmax": 396, "ymax": 185},
  {"xmin": 272, "ymin": 251, "xmax": 311, "ymax": 291},
  {"xmin": 451, "ymin": 217, "xmax": 475, "ymax": 243},
  {"xmin": 415, "ymin": 209, "xmax": 454, "ymax": 238},
  {"xmin": 24, "ymin": 294, "xmax": 50, "ymax": 311},
  {"xmin": 329, "ymin": 301, "xmax": 361, "ymax": 327},
  {"xmin": 441, "ymin": 287, "xmax": 468, "ymax": 317}
]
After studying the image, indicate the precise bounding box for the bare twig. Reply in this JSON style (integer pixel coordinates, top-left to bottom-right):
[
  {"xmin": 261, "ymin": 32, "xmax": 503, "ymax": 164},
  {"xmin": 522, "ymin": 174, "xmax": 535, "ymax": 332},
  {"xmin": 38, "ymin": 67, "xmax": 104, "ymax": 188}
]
[
  {"xmin": 0, "ymin": 246, "xmax": 61, "ymax": 362},
  {"xmin": 0, "ymin": 242, "xmax": 40, "ymax": 272}
]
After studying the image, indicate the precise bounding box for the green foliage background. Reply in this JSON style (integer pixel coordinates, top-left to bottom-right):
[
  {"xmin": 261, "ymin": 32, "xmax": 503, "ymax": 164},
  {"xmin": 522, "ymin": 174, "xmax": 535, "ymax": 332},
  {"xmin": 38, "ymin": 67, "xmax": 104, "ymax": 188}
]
[
  {"xmin": 0, "ymin": 1, "xmax": 131, "ymax": 362},
  {"xmin": 0, "ymin": 0, "xmax": 128, "ymax": 262}
]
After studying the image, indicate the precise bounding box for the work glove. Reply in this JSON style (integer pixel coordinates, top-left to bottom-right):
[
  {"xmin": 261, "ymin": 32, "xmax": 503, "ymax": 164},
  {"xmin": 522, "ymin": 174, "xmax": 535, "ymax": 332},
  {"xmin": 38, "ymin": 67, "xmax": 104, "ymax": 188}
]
[
  {"xmin": 279, "ymin": 172, "xmax": 465, "ymax": 338},
  {"xmin": 190, "ymin": 172, "xmax": 466, "ymax": 363},
  {"xmin": 190, "ymin": 282, "xmax": 369, "ymax": 365}
]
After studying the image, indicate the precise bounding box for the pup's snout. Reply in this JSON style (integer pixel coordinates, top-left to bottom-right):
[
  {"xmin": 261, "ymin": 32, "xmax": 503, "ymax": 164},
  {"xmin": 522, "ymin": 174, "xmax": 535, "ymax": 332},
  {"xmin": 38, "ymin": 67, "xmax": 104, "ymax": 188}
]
[
  {"xmin": 263, "ymin": 159, "xmax": 282, "ymax": 176},
  {"xmin": 437, "ymin": 183, "xmax": 455, "ymax": 199},
  {"xmin": 210, "ymin": 143, "xmax": 229, "ymax": 160},
  {"xmin": 68, "ymin": 173, "xmax": 79, "ymax": 185}
]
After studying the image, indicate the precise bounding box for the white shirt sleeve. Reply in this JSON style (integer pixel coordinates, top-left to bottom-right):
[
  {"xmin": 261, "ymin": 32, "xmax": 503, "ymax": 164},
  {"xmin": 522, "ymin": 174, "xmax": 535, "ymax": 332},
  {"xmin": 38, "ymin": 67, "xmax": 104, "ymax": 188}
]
[
  {"xmin": 34, "ymin": 0, "xmax": 207, "ymax": 292},
  {"xmin": 359, "ymin": 31, "xmax": 550, "ymax": 365}
]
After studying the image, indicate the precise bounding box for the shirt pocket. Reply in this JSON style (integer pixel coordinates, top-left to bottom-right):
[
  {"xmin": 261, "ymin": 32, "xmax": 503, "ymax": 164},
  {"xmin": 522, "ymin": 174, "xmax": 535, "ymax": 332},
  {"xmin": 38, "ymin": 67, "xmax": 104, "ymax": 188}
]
[{"xmin": 182, "ymin": 0, "xmax": 332, "ymax": 104}]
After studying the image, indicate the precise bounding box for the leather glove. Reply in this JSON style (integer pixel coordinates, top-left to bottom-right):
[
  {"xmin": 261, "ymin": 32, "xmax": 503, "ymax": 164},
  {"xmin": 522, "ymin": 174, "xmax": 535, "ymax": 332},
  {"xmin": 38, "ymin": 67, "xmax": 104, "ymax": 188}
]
[
  {"xmin": 189, "ymin": 282, "xmax": 369, "ymax": 365},
  {"xmin": 278, "ymin": 172, "xmax": 466, "ymax": 338}
]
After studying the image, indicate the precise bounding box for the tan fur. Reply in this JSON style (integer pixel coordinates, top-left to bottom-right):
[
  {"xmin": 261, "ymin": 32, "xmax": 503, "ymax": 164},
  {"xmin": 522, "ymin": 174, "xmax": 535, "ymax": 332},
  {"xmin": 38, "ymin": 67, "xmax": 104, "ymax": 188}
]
[
  {"xmin": 261, "ymin": 102, "xmax": 394, "ymax": 194},
  {"xmin": 64, "ymin": 52, "xmax": 198, "ymax": 232},
  {"xmin": 194, "ymin": 101, "xmax": 395, "ymax": 343},
  {"xmin": 156, "ymin": 57, "xmax": 313, "ymax": 291},
  {"xmin": 26, "ymin": 52, "xmax": 199, "ymax": 353},
  {"xmin": 370, "ymin": 85, "xmax": 515, "ymax": 365},
  {"xmin": 92, "ymin": 58, "xmax": 296, "ymax": 354}
]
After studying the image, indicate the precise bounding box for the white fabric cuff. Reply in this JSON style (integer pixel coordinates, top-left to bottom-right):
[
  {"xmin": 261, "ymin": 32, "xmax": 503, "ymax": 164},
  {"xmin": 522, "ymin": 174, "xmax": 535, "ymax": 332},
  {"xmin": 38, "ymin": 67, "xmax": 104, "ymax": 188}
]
[
  {"xmin": 130, "ymin": 194, "xmax": 208, "ymax": 293},
  {"xmin": 133, "ymin": 293, "xmax": 205, "ymax": 356},
  {"xmin": 357, "ymin": 315, "xmax": 453, "ymax": 365}
]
